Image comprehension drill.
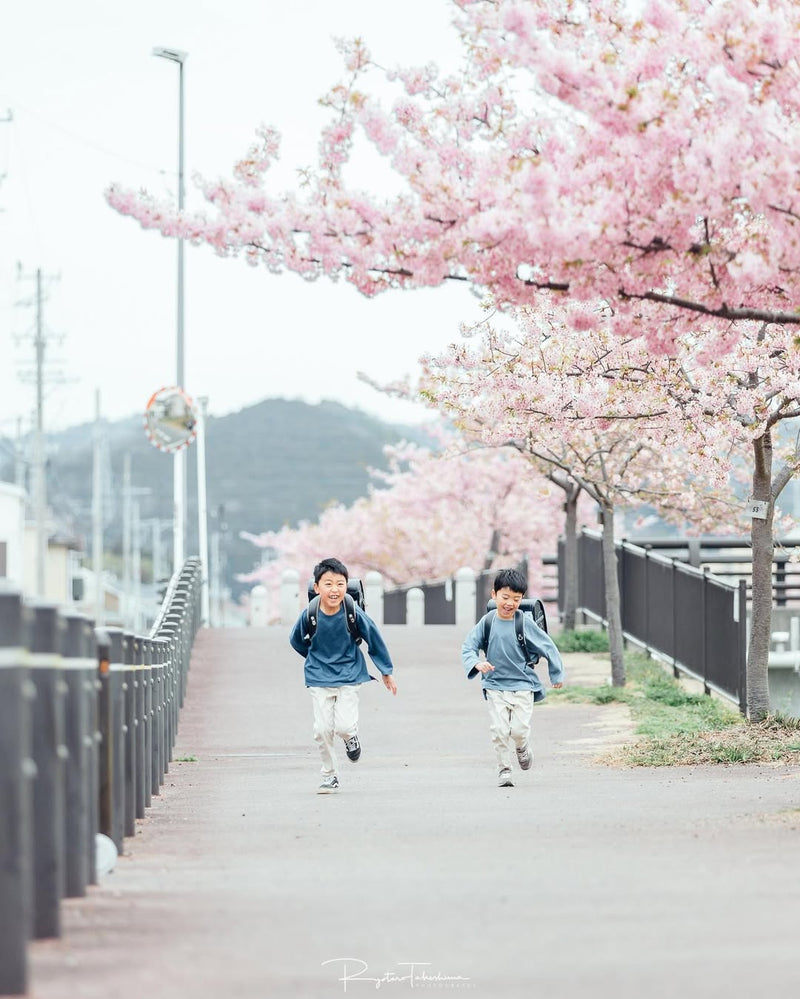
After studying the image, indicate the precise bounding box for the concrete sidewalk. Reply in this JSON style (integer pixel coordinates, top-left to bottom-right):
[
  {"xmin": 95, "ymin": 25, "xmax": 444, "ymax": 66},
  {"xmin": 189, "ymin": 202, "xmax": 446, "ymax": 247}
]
[{"xmin": 27, "ymin": 627, "xmax": 800, "ymax": 999}]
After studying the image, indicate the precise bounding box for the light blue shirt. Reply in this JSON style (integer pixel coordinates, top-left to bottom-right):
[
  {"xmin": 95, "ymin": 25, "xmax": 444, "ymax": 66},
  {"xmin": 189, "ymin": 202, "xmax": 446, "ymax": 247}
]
[{"xmin": 462, "ymin": 612, "xmax": 565, "ymax": 701}]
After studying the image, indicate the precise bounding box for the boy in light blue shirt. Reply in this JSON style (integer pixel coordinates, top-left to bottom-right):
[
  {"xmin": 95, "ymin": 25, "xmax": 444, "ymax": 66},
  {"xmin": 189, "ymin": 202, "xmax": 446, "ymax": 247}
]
[{"xmin": 462, "ymin": 568, "xmax": 564, "ymax": 787}]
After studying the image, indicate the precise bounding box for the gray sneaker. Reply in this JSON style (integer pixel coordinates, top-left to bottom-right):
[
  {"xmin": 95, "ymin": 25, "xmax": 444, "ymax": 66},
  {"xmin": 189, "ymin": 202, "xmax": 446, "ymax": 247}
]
[
  {"xmin": 498, "ymin": 768, "xmax": 514, "ymax": 787},
  {"xmin": 317, "ymin": 775, "xmax": 339, "ymax": 794},
  {"xmin": 516, "ymin": 744, "xmax": 532, "ymax": 770},
  {"xmin": 344, "ymin": 735, "xmax": 361, "ymax": 762}
]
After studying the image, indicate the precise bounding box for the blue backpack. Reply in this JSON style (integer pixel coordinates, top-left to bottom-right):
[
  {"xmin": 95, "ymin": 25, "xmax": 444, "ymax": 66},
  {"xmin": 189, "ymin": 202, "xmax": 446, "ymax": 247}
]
[
  {"xmin": 480, "ymin": 598, "xmax": 548, "ymax": 667},
  {"xmin": 302, "ymin": 578, "xmax": 365, "ymax": 645}
]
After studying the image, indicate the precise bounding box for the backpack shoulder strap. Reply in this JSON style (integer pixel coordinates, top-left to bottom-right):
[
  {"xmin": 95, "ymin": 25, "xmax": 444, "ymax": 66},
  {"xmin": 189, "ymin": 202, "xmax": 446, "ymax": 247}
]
[
  {"xmin": 303, "ymin": 595, "xmax": 320, "ymax": 643},
  {"xmin": 480, "ymin": 610, "xmax": 496, "ymax": 652},
  {"xmin": 516, "ymin": 608, "xmax": 539, "ymax": 667},
  {"xmin": 343, "ymin": 593, "xmax": 363, "ymax": 645},
  {"xmin": 514, "ymin": 609, "xmax": 526, "ymax": 650}
]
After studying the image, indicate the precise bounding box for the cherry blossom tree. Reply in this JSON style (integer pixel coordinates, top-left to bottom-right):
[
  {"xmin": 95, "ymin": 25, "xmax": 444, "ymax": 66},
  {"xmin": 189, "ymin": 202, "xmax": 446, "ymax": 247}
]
[
  {"xmin": 242, "ymin": 441, "xmax": 565, "ymax": 619},
  {"xmin": 109, "ymin": 0, "xmax": 800, "ymax": 347},
  {"xmin": 410, "ymin": 310, "xmax": 743, "ymax": 686},
  {"xmin": 413, "ymin": 303, "xmax": 800, "ymax": 716}
]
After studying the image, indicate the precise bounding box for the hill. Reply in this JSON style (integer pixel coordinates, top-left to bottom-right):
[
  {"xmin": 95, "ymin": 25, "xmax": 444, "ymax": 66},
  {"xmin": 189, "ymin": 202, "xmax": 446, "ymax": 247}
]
[{"xmin": 1, "ymin": 398, "xmax": 429, "ymax": 596}]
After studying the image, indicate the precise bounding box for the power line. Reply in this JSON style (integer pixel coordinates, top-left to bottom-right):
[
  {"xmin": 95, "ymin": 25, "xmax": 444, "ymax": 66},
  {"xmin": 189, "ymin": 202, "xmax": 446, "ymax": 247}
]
[{"xmin": 9, "ymin": 102, "xmax": 169, "ymax": 176}]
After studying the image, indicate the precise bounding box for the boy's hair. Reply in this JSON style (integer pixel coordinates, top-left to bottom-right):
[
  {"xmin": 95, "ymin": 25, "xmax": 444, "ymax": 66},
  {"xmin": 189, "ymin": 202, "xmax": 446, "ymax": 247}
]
[
  {"xmin": 493, "ymin": 567, "xmax": 527, "ymax": 595},
  {"xmin": 313, "ymin": 556, "xmax": 349, "ymax": 583}
]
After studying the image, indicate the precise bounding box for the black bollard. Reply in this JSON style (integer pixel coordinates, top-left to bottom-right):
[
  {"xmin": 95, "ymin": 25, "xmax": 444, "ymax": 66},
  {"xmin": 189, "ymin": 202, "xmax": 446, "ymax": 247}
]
[
  {"xmin": 60, "ymin": 613, "xmax": 94, "ymax": 898},
  {"xmin": 0, "ymin": 587, "xmax": 33, "ymax": 995},
  {"xmin": 160, "ymin": 625, "xmax": 179, "ymax": 764},
  {"xmin": 150, "ymin": 637, "xmax": 168, "ymax": 792},
  {"xmin": 122, "ymin": 631, "xmax": 136, "ymax": 839},
  {"xmin": 98, "ymin": 628, "xmax": 125, "ymax": 854},
  {"xmin": 27, "ymin": 602, "xmax": 67, "ymax": 940},
  {"xmin": 132, "ymin": 634, "xmax": 147, "ymax": 820},
  {"xmin": 140, "ymin": 636, "xmax": 153, "ymax": 810}
]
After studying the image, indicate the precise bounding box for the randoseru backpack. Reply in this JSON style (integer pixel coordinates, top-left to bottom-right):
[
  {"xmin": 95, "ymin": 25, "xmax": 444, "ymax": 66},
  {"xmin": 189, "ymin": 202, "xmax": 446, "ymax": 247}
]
[
  {"xmin": 303, "ymin": 578, "xmax": 366, "ymax": 645},
  {"xmin": 480, "ymin": 597, "xmax": 548, "ymax": 667}
]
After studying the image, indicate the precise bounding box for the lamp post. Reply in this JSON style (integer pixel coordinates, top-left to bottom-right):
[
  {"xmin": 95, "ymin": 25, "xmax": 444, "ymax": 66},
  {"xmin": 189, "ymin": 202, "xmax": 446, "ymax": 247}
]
[{"xmin": 152, "ymin": 45, "xmax": 188, "ymax": 573}]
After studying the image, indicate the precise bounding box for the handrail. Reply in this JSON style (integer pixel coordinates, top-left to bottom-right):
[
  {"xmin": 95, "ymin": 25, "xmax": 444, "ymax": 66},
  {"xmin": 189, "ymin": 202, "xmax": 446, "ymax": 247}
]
[{"xmin": 0, "ymin": 557, "xmax": 204, "ymax": 996}]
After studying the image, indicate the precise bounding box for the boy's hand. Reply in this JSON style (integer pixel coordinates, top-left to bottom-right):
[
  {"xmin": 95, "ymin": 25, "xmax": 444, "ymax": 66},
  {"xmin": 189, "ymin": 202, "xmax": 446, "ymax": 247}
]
[
  {"xmin": 383, "ymin": 674, "xmax": 397, "ymax": 695},
  {"xmin": 476, "ymin": 661, "xmax": 495, "ymax": 674},
  {"xmin": 552, "ymin": 682, "xmax": 563, "ymax": 689}
]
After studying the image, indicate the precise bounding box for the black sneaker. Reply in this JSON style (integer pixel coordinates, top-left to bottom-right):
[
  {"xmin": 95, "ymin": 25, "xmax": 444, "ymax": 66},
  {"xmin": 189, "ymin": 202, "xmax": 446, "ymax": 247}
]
[
  {"xmin": 344, "ymin": 735, "xmax": 361, "ymax": 762},
  {"xmin": 317, "ymin": 775, "xmax": 339, "ymax": 794}
]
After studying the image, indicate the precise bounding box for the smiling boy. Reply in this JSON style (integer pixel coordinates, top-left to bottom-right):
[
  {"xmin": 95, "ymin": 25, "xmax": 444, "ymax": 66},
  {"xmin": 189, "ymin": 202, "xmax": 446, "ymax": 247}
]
[
  {"xmin": 289, "ymin": 556, "xmax": 397, "ymax": 794},
  {"xmin": 462, "ymin": 568, "xmax": 564, "ymax": 787}
]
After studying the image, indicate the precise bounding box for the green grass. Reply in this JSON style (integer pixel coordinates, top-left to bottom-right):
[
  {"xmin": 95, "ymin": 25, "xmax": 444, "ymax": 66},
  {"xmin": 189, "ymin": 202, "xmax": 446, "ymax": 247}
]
[
  {"xmin": 552, "ymin": 652, "xmax": 800, "ymax": 766},
  {"xmin": 555, "ymin": 628, "xmax": 610, "ymax": 653},
  {"xmin": 175, "ymin": 755, "xmax": 198, "ymax": 763}
]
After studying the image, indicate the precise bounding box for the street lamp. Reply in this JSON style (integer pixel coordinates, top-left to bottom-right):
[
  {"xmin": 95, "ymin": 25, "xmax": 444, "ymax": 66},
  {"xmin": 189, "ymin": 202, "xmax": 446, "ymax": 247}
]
[{"xmin": 152, "ymin": 45, "xmax": 188, "ymax": 572}]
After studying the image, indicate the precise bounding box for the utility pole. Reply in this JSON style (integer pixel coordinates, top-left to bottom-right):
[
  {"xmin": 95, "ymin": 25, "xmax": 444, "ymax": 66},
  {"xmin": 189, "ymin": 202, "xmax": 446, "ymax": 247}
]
[
  {"xmin": 196, "ymin": 395, "xmax": 210, "ymax": 626},
  {"xmin": 153, "ymin": 47, "xmax": 188, "ymax": 572},
  {"xmin": 15, "ymin": 266, "xmax": 60, "ymax": 598},
  {"xmin": 122, "ymin": 453, "xmax": 132, "ymax": 623},
  {"xmin": 92, "ymin": 391, "xmax": 105, "ymax": 625},
  {"xmin": 33, "ymin": 271, "xmax": 46, "ymax": 597},
  {"xmin": 14, "ymin": 418, "xmax": 25, "ymax": 489},
  {"xmin": 121, "ymin": 454, "xmax": 152, "ymax": 629}
]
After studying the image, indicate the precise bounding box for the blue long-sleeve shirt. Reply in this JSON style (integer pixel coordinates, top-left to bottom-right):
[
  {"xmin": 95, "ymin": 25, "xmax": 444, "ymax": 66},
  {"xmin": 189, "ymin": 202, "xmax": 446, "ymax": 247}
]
[
  {"xmin": 462, "ymin": 612, "xmax": 565, "ymax": 701},
  {"xmin": 289, "ymin": 605, "xmax": 394, "ymax": 687}
]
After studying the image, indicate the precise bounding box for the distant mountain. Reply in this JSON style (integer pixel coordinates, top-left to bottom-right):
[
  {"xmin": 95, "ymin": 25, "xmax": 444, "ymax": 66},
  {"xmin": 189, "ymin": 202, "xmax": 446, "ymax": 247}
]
[{"xmin": 0, "ymin": 398, "xmax": 431, "ymax": 597}]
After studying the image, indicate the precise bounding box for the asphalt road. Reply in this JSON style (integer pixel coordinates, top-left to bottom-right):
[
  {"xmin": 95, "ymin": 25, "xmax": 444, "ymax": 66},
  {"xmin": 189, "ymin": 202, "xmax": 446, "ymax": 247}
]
[{"xmin": 26, "ymin": 626, "xmax": 800, "ymax": 999}]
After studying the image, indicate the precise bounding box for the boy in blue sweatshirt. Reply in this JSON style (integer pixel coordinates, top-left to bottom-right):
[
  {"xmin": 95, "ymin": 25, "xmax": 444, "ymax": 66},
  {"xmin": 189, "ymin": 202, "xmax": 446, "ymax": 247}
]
[
  {"xmin": 462, "ymin": 568, "xmax": 564, "ymax": 787},
  {"xmin": 289, "ymin": 557, "xmax": 397, "ymax": 794}
]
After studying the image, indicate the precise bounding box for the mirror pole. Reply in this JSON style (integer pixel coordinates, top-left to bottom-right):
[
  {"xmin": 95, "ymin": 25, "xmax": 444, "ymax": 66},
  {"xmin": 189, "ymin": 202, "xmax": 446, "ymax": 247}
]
[{"xmin": 196, "ymin": 397, "xmax": 210, "ymax": 627}]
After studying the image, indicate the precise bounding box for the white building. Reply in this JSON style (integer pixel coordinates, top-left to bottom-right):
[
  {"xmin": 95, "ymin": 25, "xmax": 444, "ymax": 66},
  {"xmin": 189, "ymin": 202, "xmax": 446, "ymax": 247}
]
[
  {"xmin": 23, "ymin": 525, "xmax": 83, "ymax": 604},
  {"xmin": 0, "ymin": 481, "xmax": 26, "ymax": 588}
]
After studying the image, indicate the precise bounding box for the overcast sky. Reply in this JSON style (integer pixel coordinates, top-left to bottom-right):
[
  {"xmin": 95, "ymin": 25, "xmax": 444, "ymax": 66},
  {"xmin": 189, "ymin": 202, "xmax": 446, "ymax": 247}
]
[{"xmin": 0, "ymin": 0, "xmax": 480, "ymax": 441}]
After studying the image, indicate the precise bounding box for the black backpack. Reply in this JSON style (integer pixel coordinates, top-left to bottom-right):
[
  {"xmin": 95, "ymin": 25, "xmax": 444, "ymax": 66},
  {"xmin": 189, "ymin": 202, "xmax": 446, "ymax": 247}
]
[
  {"xmin": 480, "ymin": 598, "xmax": 548, "ymax": 667},
  {"xmin": 302, "ymin": 578, "xmax": 366, "ymax": 645}
]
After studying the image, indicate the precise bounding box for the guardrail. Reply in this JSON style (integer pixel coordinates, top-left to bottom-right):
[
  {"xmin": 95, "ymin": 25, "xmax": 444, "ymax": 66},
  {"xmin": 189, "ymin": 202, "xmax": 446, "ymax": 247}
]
[
  {"xmin": 0, "ymin": 557, "xmax": 203, "ymax": 996},
  {"xmin": 560, "ymin": 530, "xmax": 747, "ymax": 713},
  {"xmin": 603, "ymin": 534, "xmax": 800, "ymax": 606}
]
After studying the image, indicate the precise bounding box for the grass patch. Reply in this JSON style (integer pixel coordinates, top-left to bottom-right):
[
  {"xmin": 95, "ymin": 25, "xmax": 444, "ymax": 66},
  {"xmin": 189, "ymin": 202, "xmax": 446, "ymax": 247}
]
[
  {"xmin": 556, "ymin": 628, "xmax": 610, "ymax": 653},
  {"xmin": 552, "ymin": 652, "xmax": 800, "ymax": 766},
  {"xmin": 175, "ymin": 755, "xmax": 198, "ymax": 763}
]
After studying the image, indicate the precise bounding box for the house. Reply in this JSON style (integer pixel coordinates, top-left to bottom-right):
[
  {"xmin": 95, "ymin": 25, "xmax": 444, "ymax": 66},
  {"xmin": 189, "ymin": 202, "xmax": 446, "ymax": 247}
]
[{"xmin": 0, "ymin": 481, "xmax": 26, "ymax": 588}]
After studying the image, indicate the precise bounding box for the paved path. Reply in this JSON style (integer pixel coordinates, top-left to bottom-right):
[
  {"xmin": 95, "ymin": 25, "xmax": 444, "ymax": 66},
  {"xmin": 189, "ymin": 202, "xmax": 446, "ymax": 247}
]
[{"xmin": 27, "ymin": 627, "xmax": 800, "ymax": 999}]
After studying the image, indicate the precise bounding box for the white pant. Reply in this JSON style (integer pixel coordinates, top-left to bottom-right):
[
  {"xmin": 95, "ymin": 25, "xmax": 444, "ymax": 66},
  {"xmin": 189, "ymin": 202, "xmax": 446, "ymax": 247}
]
[
  {"xmin": 485, "ymin": 689, "xmax": 534, "ymax": 771},
  {"xmin": 309, "ymin": 685, "xmax": 360, "ymax": 776}
]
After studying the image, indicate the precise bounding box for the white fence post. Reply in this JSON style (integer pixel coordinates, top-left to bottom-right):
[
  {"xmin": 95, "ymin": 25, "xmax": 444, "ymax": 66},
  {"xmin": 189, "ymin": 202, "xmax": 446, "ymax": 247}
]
[
  {"xmin": 455, "ymin": 566, "xmax": 477, "ymax": 629},
  {"xmin": 365, "ymin": 570, "xmax": 384, "ymax": 625},
  {"xmin": 280, "ymin": 569, "xmax": 300, "ymax": 625},
  {"xmin": 250, "ymin": 584, "xmax": 268, "ymax": 627},
  {"xmin": 407, "ymin": 587, "xmax": 424, "ymax": 626}
]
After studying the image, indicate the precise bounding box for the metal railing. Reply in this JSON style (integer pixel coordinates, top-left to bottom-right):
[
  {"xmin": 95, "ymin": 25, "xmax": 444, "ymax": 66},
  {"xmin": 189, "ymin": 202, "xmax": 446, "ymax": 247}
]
[
  {"xmin": 0, "ymin": 557, "xmax": 203, "ymax": 996},
  {"xmin": 561, "ymin": 530, "xmax": 748, "ymax": 713},
  {"xmin": 610, "ymin": 535, "xmax": 800, "ymax": 606}
]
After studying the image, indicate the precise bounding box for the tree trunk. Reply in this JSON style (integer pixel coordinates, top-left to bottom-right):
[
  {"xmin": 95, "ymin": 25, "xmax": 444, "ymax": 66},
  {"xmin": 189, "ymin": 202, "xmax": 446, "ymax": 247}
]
[
  {"xmin": 747, "ymin": 434, "xmax": 774, "ymax": 720},
  {"xmin": 561, "ymin": 488, "xmax": 579, "ymax": 631},
  {"xmin": 601, "ymin": 504, "xmax": 626, "ymax": 686},
  {"xmin": 483, "ymin": 529, "xmax": 501, "ymax": 573}
]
